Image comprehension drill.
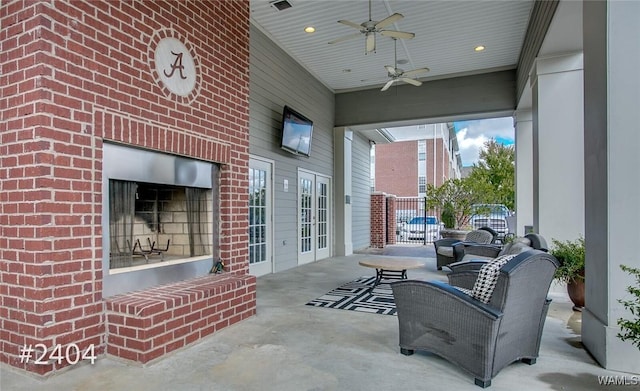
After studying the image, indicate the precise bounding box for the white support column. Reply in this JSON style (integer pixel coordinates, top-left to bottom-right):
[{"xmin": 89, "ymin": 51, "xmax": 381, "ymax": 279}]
[
  {"xmin": 530, "ymin": 53, "xmax": 585, "ymax": 243},
  {"xmin": 582, "ymin": 0, "xmax": 640, "ymax": 373},
  {"xmin": 333, "ymin": 127, "xmax": 353, "ymax": 256},
  {"xmin": 514, "ymin": 109, "xmax": 533, "ymax": 236}
]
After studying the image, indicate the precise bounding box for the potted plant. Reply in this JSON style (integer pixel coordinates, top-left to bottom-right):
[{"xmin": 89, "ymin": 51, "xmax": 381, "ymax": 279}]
[
  {"xmin": 617, "ymin": 264, "xmax": 640, "ymax": 350},
  {"xmin": 551, "ymin": 236, "xmax": 585, "ymax": 311}
]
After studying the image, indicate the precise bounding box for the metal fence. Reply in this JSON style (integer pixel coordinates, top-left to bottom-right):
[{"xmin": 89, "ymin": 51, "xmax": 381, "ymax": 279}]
[
  {"xmin": 391, "ymin": 198, "xmax": 515, "ymax": 245},
  {"xmin": 393, "ymin": 197, "xmax": 441, "ymax": 245}
]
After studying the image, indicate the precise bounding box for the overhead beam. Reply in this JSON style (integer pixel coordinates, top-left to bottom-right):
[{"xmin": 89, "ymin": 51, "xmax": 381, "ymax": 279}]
[{"xmin": 334, "ymin": 70, "xmax": 517, "ymax": 128}]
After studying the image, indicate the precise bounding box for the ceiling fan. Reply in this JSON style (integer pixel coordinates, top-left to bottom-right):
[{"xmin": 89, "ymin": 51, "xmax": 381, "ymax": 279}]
[
  {"xmin": 381, "ymin": 39, "xmax": 429, "ymax": 91},
  {"xmin": 327, "ymin": 0, "xmax": 415, "ymax": 54}
]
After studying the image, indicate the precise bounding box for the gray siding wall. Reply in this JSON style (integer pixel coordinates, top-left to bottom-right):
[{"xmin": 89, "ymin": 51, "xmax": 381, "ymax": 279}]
[
  {"xmin": 249, "ymin": 25, "xmax": 335, "ymax": 272},
  {"xmin": 351, "ymin": 132, "xmax": 372, "ymax": 251}
]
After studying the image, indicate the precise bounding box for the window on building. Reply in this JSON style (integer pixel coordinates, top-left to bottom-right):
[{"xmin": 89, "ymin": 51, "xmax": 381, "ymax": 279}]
[{"xmin": 418, "ymin": 176, "xmax": 426, "ymax": 193}]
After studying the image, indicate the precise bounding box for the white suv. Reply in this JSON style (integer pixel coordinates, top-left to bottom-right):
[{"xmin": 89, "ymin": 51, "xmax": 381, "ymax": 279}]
[{"xmin": 470, "ymin": 204, "xmax": 510, "ymax": 239}]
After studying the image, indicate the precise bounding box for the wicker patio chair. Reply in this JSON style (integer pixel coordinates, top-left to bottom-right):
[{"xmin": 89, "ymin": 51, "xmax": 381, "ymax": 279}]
[
  {"xmin": 446, "ymin": 233, "xmax": 549, "ymax": 280},
  {"xmin": 391, "ymin": 250, "xmax": 559, "ymax": 388},
  {"xmin": 433, "ymin": 228, "xmax": 495, "ymax": 270}
]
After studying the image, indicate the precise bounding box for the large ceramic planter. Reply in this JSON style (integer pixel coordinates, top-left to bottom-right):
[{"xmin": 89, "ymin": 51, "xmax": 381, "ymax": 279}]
[
  {"xmin": 440, "ymin": 229, "xmax": 469, "ymax": 241},
  {"xmin": 567, "ymin": 278, "xmax": 585, "ymax": 311}
]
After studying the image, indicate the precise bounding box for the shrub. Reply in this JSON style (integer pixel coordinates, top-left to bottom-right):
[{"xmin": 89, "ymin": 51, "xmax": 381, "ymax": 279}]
[
  {"xmin": 440, "ymin": 202, "xmax": 455, "ymax": 229},
  {"xmin": 618, "ymin": 264, "xmax": 640, "ymax": 350},
  {"xmin": 551, "ymin": 236, "xmax": 585, "ymax": 284}
]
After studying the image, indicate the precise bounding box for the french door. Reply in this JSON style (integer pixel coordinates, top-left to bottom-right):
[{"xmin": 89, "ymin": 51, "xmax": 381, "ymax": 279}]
[
  {"xmin": 298, "ymin": 170, "xmax": 331, "ymax": 265},
  {"xmin": 248, "ymin": 158, "xmax": 273, "ymax": 276}
]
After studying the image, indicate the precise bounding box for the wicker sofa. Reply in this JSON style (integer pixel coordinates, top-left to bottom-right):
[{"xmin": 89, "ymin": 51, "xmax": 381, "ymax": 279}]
[{"xmin": 391, "ymin": 250, "xmax": 559, "ymax": 388}]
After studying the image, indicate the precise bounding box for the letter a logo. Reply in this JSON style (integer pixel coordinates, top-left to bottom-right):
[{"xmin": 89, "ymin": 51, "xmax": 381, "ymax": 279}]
[
  {"xmin": 154, "ymin": 37, "xmax": 196, "ymax": 97},
  {"xmin": 164, "ymin": 51, "xmax": 188, "ymax": 80}
]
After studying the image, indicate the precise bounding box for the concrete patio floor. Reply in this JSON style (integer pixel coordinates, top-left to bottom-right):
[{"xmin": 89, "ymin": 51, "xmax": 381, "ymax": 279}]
[{"xmin": 0, "ymin": 247, "xmax": 633, "ymax": 390}]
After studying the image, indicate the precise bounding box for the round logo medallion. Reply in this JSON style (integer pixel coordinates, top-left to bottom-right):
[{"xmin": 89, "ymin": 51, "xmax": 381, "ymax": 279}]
[{"xmin": 154, "ymin": 37, "xmax": 197, "ymax": 97}]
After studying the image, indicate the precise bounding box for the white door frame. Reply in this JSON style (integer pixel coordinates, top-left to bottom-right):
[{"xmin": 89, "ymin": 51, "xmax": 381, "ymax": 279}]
[
  {"xmin": 248, "ymin": 157, "xmax": 273, "ymax": 276},
  {"xmin": 297, "ymin": 169, "xmax": 332, "ymax": 265}
]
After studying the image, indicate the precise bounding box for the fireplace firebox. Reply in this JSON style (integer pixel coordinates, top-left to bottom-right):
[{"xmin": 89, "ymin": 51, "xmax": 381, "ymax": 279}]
[{"xmin": 103, "ymin": 143, "xmax": 218, "ymax": 296}]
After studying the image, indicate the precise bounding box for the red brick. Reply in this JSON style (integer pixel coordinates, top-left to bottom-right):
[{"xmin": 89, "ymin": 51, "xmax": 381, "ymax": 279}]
[{"xmin": 4, "ymin": 0, "xmax": 255, "ymax": 374}]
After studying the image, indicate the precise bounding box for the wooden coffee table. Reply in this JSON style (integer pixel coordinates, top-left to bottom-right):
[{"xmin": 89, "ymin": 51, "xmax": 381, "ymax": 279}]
[{"xmin": 358, "ymin": 258, "xmax": 426, "ymax": 292}]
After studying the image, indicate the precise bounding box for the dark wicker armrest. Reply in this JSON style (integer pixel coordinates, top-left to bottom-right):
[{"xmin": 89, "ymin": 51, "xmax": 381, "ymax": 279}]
[
  {"xmin": 452, "ymin": 242, "xmax": 480, "ymax": 262},
  {"xmin": 446, "ymin": 270, "xmax": 481, "ymax": 290},
  {"xmin": 434, "ymin": 238, "xmax": 462, "ymax": 249},
  {"xmin": 462, "ymin": 243, "xmax": 502, "ymax": 258},
  {"xmin": 392, "ymin": 280, "xmax": 503, "ymax": 320}
]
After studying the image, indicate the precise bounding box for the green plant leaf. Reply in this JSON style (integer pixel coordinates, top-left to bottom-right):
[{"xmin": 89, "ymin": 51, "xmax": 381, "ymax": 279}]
[
  {"xmin": 617, "ymin": 264, "xmax": 640, "ymax": 350},
  {"xmin": 551, "ymin": 236, "xmax": 585, "ymax": 283}
]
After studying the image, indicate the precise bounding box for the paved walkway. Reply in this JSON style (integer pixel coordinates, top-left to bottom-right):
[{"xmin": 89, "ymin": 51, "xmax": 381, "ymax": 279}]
[{"xmin": 0, "ymin": 251, "xmax": 629, "ymax": 391}]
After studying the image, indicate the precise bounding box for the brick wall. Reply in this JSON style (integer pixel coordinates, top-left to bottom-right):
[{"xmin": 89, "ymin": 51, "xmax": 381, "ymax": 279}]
[
  {"xmin": 370, "ymin": 193, "xmax": 387, "ymax": 248},
  {"xmin": 105, "ymin": 274, "xmax": 255, "ymax": 364},
  {"xmin": 424, "ymin": 138, "xmax": 451, "ymax": 187},
  {"xmin": 375, "ymin": 140, "xmax": 418, "ymax": 196},
  {"xmin": 376, "ymin": 138, "xmax": 455, "ymax": 193},
  {"xmin": 0, "ymin": 0, "xmax": 253, "ymax": 375},
  {"xmin": 386, "ymin": 195, "xmax": 397, "ymax": 245}
]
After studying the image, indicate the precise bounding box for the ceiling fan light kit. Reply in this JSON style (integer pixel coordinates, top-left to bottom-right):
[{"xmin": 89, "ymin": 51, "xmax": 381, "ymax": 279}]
[
  {"xmin": 327, "ymin": 0, "xmax": 428, "ymax": 92},
  {"xmin": 380, "ymin": 39, "xmax": 429, "ymax": 91},
  {"xmin": 328, "ymin": 0, "xmax": 415, "ymax": 54}
]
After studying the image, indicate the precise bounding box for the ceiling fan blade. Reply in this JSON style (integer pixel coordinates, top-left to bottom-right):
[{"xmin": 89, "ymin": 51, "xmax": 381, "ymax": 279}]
[
  {"xmin": 402, "ymin": 68, "xmax": 430, "ymax": 77},
  {"xmin": 338, "ymin": 20, "xmax": 363, "ymax": 30},
  {"xmin": 328, "ymin": 32, "xmax": 362, "ymax": 45},
  {"xmin": 380, "ymin": 30, "xmax": 415, "ymax": 40},
  {"xmin": 375, "ymin": 13, "xmax": 403, "ymax": 29},
  {"xmin": 400, "ymin": 77, "xmax": 422, "ymax": 87},
  {"xmin": 384, "ymin": 65, "xmax": 397, "ymax": 74},
  {"xmin": 366, "ymin": 33, "xmax": 376, "ymax": 53},
  {"xmin": 381, "ymin": 79, "xmax": 396, "ymax": 92}
]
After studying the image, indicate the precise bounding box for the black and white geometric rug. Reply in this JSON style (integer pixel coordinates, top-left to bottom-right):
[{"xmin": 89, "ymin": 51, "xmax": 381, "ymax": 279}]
[{"xmin": 306, "ymin": 276, "xmax": 396, "ymax": 316}]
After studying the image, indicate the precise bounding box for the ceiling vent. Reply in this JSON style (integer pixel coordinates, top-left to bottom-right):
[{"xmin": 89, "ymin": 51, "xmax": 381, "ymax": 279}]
[{"xmin": 270, "ymin": 0, "xmax": 292, "ymax": 11}]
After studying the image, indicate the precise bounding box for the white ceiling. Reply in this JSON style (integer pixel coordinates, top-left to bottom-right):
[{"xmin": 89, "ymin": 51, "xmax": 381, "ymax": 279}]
[{"xmin": 250, "ymin": 0, "xmax": 535, "ymax": 93}]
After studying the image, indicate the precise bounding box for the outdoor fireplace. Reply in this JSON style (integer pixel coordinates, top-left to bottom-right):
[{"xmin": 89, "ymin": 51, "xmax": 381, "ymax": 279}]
[
  {"xmin": 103, "ymin": 143, "xmax": 219, "ymax": 296},
  {"xmin": 109, "ymin": 180, "xmax": 213, "ymax": 268}
]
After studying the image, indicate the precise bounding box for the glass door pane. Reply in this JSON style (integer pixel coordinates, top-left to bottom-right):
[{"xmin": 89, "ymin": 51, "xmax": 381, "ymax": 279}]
[
  {"xmin": 317, "ymin": 181, "xmax": 328, "ymax": 251},
  {"xmin": 249, "ymin": 167, "xmax": 267, "ymax": 264},
  {"xmin": 300, "ymin": 177, "xmax": 313, "ymax": 254}
]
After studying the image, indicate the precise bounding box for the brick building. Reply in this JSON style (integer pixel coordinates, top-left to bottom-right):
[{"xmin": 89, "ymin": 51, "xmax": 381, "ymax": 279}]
[{"xmin": 373, "ymin": 123, "xmax": 462, "ymax": 197}]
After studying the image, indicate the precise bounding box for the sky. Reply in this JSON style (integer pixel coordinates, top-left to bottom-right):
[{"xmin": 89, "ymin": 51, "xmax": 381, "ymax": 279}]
[
  {"xmin": 453, "ymin": 117, "xmax": 515, "ymax": 166},
  {"xmin": 384, "ymin": 116, "xmax": 515, "ymax": 167}
]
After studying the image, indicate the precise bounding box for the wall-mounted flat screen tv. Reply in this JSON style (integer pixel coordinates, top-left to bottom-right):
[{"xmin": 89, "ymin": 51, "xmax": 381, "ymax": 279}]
[{"xmin": 280, "ymin": 106, "xmax": 313, "ymax": 157}]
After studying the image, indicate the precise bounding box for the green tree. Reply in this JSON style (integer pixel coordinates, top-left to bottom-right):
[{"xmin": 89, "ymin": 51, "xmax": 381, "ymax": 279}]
[
  {"xmin": 426, "ymin": 177, "xmax": 491, "ymax": 229},
  {"xmin": 468, "ymin": 139, "xmax": 515, "ymax": 210}
]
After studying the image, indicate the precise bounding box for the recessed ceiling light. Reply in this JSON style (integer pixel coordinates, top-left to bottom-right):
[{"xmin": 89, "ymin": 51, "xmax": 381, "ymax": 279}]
[
  {"xmin": 304, "ymin": 26, "xmax": 315, "ymax": 33},
  {"xmin": 475, "ymin": 45, "xmax": 486, "ymax": 52},
  {"xmin": 342, "ymin": 69, "xmax": 351, "ymax": 73},
  {"xmin": 397, "ymin": 59, "xmax": 409, "ymax": 65}
]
